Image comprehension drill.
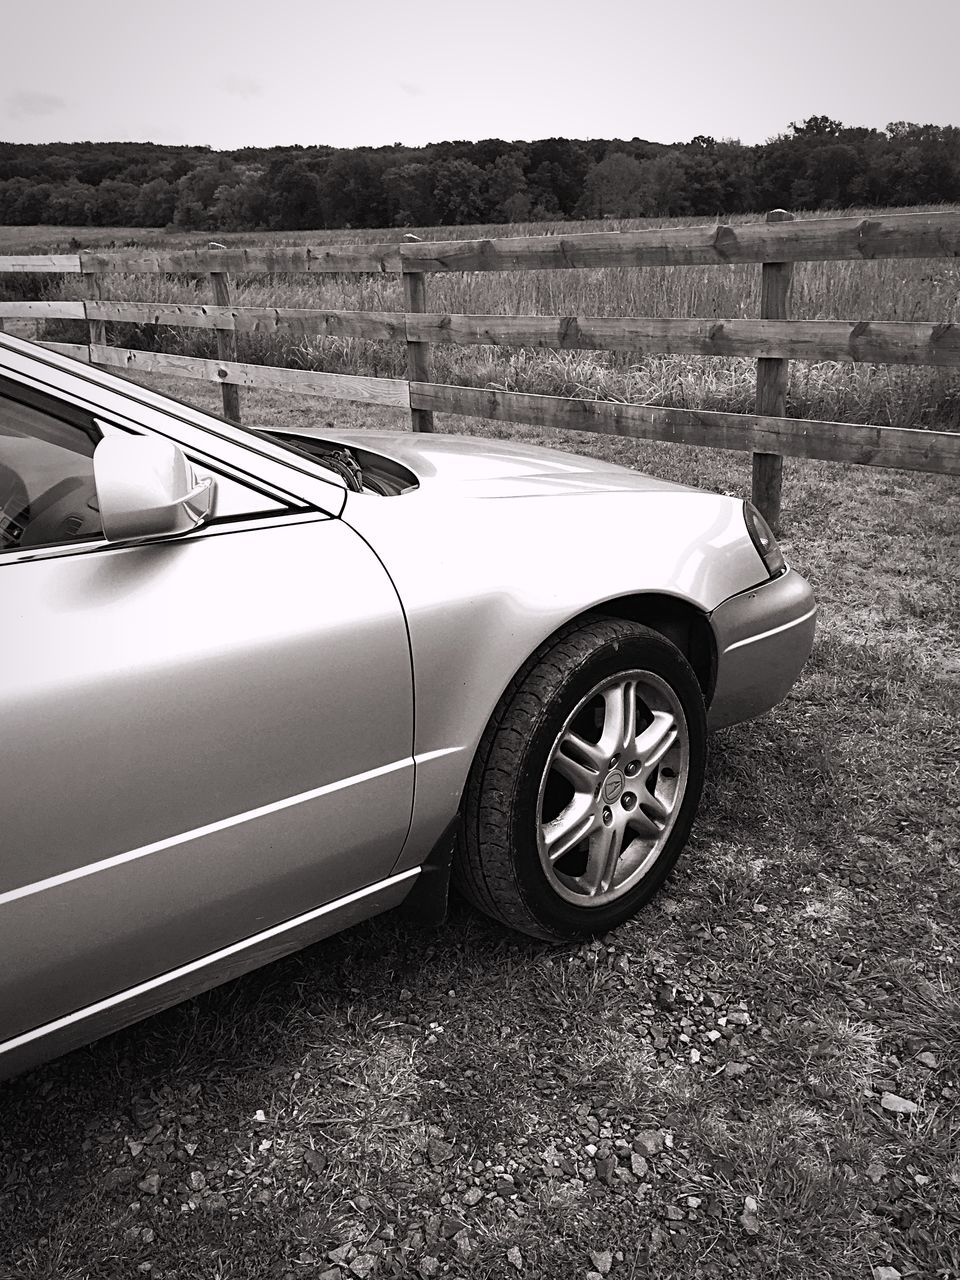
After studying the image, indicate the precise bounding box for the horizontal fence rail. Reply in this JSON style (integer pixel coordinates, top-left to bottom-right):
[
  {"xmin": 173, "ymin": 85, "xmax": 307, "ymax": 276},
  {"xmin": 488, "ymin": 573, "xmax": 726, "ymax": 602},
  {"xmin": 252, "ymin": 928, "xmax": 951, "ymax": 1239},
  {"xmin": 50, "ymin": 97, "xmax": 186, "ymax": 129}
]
[
  {"xmin": 2, "ymin": 210, "xmax": 960, "ymax": 278},
  {"xmin": 83, "ymin": 301, "xmax": 408, "ymax": 340},
  {"xmin": 78, "ymin": 346, "xmax": 410, "ymax": 407},
  {"xmin": 1, "ymin": 208, "xmax": 958, "ymax": 528},
  {"xmin": 397, "ymin": 210, "xmax": 960, "ymax": 272},
  {"xmin": 407, "ymin": 315, "xmax": 960, "ymax": 367},
  {"xmin": 4, "ymin": 301, "xmax": 960, "ymax": 368},
  {"xmin": 409, "ymin": 383, "xmax": 960, "ymax": 476}
]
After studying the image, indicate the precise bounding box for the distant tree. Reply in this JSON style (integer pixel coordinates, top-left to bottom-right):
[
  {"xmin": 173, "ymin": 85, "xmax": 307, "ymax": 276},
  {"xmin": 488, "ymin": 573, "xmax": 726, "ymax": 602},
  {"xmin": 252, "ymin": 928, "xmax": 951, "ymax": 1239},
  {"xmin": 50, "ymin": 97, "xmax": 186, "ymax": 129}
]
[
  {"xmin": 526, "ymin": 138, "xmax": 591, "ymax": 214},
  {"xmin": 526, "ymin": 162, "xmax": 567, "ymax": 218},
  {"xmin": 46, "ymin": 179, "xmax": 94, "ymax": 224},
  {"xmin": 39, "ymin": 155, "xmax": 78, "ymax": 184},
  {"xmin": 382, "ymin": 162, "xmax": 435, "ymax": 225},
  {"xmin": 210, "ymin": 169, "xmax": 268, "ymax": 230},
  {"xmin": 1, "ymin": 178, "xmax": 53, "ymax": 224},
  {"xmin": 753, "ymin": 137, "xmax": 807, "ymax": 209},
  {"xmin": 886, "ymin": 121, "xmax": 945, "ymax": 143},
  {"xmin": 893, "ymin": 141, "xmax": 958, "ymax": 204},
  {"xmin": 681, "ymin": 144, "xmax": 751, "ymax": 214},
  {"xmin": 575, "ymin": 152, "xmax": 645, "ymax": 217},
  {"xmin": 432, "ymin": 159, "xmax": 487, "ymax": 224},
  {"xmin": 790, "ymin": 115, "xmax": 844, "ymax": 138},
  {"xmin": 90, "ymin": 179, "xmax": 140, "ymax": 226},
  {"xmin": 0, "ymin": 181, "xmax": 18, "ymax": 222},
  {"xmin": 262, "ymin": 159, "xmax": 320, "ymax": 230},
  {"xmin": 174, "ymin": 164, "xmax": 232, "ymax": 228},
  {"xmin": 134, "ymin": 177, "xmax": 177, "ymax": 226},
  {"xmin": 485, "ymin": 155, "xmax": 531, "ymax": 223},
  {"xmin": 166, "ymin": 154, "xmax": 195, "ymax": 183},
  {"xmin": 469, "ymin": 138, "xmax": 515, "ymax": 169},
  {"xmin": 636, "ymin": 153, "xmax": 692, "ymax": 216},
  {"xmin": 802, "ymin": 142, "xmax": 861, "ymax": 206},
  {"xmin": 2, "ymin": 122, "xmax": 959, "ymax": 232},
  {"xmin": 317, "ymin": 152, "xmax": 387, "ymax": 228}
]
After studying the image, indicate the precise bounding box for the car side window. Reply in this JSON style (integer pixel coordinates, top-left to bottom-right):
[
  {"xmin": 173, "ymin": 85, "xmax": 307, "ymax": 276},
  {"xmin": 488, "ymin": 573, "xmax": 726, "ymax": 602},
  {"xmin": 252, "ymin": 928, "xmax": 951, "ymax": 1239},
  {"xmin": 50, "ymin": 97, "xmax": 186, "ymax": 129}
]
[{"xmin": 0, "ymin": 387, "xmax": 104, "ymax": 553}]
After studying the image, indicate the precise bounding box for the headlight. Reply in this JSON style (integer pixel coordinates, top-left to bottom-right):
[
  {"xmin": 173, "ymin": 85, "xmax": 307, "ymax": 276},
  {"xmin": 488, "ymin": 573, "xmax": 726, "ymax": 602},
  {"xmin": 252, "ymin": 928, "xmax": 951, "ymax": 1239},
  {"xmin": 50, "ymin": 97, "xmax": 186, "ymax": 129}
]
[{"xmin": 743, "ymin": 501, "xmax": 786, "ymax": 577}]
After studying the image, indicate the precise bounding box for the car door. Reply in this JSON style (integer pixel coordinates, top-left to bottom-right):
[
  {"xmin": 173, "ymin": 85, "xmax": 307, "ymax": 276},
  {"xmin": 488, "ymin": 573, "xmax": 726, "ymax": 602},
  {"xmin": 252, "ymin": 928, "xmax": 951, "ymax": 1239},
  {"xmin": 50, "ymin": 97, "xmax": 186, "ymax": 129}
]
[{"xmin": 0, "ymin": 376, "xmax": 414, "ymax": 1044}]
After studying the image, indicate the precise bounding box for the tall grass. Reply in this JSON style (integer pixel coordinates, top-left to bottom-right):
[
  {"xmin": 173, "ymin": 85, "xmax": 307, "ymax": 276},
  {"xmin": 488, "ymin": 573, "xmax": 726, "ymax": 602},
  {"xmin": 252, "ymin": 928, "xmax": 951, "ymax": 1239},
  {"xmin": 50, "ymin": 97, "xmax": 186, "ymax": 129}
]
[{"xmin": 11, "ymin": 207, "xmax": 960, "ymax": 430}]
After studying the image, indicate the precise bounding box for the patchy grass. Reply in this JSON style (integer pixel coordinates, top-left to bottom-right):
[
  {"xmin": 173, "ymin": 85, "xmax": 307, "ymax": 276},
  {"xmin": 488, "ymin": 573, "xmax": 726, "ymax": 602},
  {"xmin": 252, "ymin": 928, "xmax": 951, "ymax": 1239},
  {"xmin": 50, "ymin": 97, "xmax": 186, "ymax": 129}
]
[{"xmin": 1, "ymin": 379, "xmax": 958, "ymax": 1280}]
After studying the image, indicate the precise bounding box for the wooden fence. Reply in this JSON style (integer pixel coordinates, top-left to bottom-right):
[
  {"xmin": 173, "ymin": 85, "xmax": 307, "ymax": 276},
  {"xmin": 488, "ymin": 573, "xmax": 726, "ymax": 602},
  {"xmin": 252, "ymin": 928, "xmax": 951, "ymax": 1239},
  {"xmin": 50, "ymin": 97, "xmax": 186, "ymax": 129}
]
[{"xmin": 2, "ymin": 208, "xmax": 960, "ymax": 530}]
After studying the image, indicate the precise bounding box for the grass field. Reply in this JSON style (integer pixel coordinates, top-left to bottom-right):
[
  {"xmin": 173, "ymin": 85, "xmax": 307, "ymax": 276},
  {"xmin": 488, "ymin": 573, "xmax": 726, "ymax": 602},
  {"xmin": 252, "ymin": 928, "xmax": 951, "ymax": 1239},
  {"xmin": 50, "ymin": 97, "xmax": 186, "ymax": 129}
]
[
  {"xmin": 0, "ymin": 367, "xmax": 958, "ymax": 1278},
  {"xmin": 2, "ymin": 207, "xmax": 960, "ymax": 432}
]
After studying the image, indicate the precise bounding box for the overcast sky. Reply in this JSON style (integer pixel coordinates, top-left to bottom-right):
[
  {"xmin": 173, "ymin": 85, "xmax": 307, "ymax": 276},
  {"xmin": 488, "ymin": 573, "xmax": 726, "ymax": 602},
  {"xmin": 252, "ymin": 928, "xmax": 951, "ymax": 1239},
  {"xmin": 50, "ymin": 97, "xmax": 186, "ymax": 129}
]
[{"xmin": 3, "ymin": 0, "xmax": 958, "ymax": 150}]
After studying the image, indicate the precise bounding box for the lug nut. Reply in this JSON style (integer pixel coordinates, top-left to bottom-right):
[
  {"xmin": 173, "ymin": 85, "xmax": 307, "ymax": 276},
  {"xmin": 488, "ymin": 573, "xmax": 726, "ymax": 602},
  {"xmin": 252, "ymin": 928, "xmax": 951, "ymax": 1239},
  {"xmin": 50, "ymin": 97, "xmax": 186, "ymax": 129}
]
[
  {"xmin": 625, "ymin": 761, "xmax": 639, "ymax": 776},
  {"xmin": 602, "ymin": 807, "xmax": 613, "ymax": 824},
  {"xmin": 621, "ymin": 793, "xmax": 637, "ymax": 810}
]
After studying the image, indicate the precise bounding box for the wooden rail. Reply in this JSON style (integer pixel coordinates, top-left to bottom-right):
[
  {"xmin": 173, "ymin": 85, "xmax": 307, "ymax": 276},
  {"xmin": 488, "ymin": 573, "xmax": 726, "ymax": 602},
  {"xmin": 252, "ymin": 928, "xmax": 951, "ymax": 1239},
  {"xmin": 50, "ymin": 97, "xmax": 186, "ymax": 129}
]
[
  {"xmin": 3, "ymin": 210, "xmax": 959, "ymax": 275},
  {"xmin": 2, "ymin": 207, "xmax": 959, "ymax": 527},
  {"xmin": 6, "ymin": 301, "xmax": 960, "ymax": 367},
  {"xmin": 406, "ymin": 315, "xmax": 960, "ymax": 366},
  {"xmin": 88, "ymin": 346, "xmax": 410, "ymax": 408},
  {"xmin": 0, "ymin": 255, "xmax": 82, "ymax": 273},
  {"xmin": 83, "ymin": 302, "xmax": 407, "ymax": 340},
  {"xmin": 24, "ymin": 341, "xmax": 956, "ymax": 475},
  {"xmin": 0, "ymin": 300, "xmax": 86, "ymax": 318},
  {"xmin": 399, "ymin": 211, "xmax": 960, "ymax": 272},
  {"xmin": 79, "ymin": 245, "xmax": 404, "ymax": 275},
  {"xmin": 410, "ymin": 383, "xmax": 960, "ymax": 475}
]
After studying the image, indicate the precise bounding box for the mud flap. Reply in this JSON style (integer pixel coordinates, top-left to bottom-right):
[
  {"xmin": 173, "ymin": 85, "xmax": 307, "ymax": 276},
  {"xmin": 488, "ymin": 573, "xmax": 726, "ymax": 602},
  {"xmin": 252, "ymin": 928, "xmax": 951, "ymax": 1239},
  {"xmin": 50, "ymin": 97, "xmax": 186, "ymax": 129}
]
[{"xmin": 398, "ymin": 818, "xmax": 457, "ymax": 926}]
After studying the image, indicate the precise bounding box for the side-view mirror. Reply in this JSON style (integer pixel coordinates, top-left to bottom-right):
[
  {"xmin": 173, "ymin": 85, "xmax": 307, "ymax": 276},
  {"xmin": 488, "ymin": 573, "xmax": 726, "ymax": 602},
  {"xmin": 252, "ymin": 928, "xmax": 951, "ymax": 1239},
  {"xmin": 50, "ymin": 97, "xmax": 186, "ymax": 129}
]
[{"xmin": 93, "ymin": 435, "xmax": 215, "ymax": 543}]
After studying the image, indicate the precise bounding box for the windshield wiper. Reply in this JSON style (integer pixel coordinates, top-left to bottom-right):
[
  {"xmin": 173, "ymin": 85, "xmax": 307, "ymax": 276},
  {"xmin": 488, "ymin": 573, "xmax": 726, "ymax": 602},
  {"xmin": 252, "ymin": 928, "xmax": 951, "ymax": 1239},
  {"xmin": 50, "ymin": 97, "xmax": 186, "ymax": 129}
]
[
  {"xmin": 257, "ymin": 431, "xmax": 364, "ymax": 493},
  {"xmin": 318, "ymin": 446, "xmax": 364, "ymax": 492}
]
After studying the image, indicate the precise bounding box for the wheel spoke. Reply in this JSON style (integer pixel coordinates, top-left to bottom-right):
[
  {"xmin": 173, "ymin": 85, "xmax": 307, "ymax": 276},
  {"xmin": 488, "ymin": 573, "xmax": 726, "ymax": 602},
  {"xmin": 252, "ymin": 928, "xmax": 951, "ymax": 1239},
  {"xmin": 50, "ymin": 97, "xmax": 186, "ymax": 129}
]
[
  {"xmin": 627, "ymin": 806, "xmax": 663, "ymax": 838},
  {"xmin": 543, "ymin": 801, "xmax": 595, "ymax": 863},
  {"xmin": 640, "ymin": 787, "xmax": 671, "ymax": 823},
  {"xmin": 562, "ymin": 729, "xmax": 608, "ymax": 770},
  {"xmin": 599, "ymin": 681, "xmax": 637, "ymax": 757},
  {"xmin": 552, "ymin": 731, "xmax": 605, "ymax": 794},
  {"xmin": 634, "ymin": 711, "xmax": 678, "ymax": 772},
  {"xmin": 583, "ymin": 822, "xmax": 623, "ymax": 896}
]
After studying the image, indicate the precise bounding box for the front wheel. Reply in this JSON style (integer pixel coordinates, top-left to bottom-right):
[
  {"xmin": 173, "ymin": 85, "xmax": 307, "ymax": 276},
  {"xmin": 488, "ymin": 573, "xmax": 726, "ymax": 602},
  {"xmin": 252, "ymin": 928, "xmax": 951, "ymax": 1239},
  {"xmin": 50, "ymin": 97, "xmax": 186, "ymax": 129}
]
[{"xmin": 454, "ymin": 617, "xmax": 707, "ymax": 940}]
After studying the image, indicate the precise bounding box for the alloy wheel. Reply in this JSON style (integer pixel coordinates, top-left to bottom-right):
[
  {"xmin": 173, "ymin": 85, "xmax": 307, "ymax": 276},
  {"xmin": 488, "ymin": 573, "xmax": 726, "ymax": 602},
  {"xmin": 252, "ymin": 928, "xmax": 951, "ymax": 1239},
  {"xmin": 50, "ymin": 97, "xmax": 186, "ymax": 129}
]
[{"xmin": 536, "ymin": 669, "xmax": 690, "ymax": 907}]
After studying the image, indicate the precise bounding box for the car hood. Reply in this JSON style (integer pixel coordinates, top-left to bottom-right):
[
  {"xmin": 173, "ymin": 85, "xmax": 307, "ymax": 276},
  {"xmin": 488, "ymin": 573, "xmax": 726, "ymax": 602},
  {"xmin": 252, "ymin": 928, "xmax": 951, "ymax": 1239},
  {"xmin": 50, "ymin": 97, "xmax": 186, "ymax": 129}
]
[
  {"xmin": 272, "ymin": 424, "xmax": 771, "ymax": 618},
  {"xmin": 271, "ymin": 427, "xmax": 691, "ymax": 498},
  {"xmin": 270, "ymin": 424, "xmax": 771, "ymax": 611}
]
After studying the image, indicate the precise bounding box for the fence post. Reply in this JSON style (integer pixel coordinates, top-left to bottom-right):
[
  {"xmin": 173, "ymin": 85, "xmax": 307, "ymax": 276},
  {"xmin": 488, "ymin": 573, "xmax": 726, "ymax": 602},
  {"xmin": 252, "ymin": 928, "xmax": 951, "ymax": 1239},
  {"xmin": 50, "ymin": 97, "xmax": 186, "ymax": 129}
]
[
  {"xmin": 209, "ymin": 257, "xmax": 241, "ymax": 424},
  {"xmin": 752, "ymin": 208, "xmax": 794, "ymax": 532},
  {"xmin": 402, "ymin": 267, "xmax": 434, "ymax": 433},
  {"xmin": 82, "ymin": 270, "xmax": 106, "ymax": 360}
]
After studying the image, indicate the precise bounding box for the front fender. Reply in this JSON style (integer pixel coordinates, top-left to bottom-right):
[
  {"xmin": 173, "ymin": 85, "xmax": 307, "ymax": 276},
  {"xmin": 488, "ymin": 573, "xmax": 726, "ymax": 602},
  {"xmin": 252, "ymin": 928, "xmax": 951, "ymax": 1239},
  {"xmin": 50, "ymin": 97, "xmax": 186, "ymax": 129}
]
[{"xmin": 344, "ymin": 487, "xmax": 766, "ymax": 872}]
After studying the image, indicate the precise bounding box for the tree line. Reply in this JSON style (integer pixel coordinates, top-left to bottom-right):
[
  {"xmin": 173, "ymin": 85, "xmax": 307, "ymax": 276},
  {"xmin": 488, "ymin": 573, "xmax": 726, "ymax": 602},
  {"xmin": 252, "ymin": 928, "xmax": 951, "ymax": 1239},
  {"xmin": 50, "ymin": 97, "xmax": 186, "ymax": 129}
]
[{"xmin": 1, "ymin": 118, "xmax": 958, "ymax": 231}]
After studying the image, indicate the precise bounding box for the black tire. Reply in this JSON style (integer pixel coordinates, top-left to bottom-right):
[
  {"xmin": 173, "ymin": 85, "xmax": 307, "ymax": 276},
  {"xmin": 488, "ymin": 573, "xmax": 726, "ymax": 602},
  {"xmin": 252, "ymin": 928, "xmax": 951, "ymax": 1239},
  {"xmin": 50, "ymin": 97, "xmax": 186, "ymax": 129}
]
[{"xmin": 454, "ymin": 616, "xmax": 707, "ymax": 940}]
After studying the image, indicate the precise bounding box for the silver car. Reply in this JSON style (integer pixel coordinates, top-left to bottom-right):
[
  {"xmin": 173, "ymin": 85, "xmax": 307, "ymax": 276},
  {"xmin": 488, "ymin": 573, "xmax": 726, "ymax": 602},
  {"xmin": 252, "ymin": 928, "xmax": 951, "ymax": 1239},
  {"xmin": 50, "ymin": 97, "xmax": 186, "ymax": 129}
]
[{"xmin": 0, "ymin": 333, "xmax": 816, "ymax": 1079}]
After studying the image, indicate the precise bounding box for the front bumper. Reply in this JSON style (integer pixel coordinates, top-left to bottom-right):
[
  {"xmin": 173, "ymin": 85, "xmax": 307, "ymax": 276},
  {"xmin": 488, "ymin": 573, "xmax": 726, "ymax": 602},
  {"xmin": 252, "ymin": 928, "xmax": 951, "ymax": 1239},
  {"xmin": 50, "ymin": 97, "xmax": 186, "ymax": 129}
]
[{"xmin": 706, "ymin": 567, "xmax": 817, "ymax": 729}]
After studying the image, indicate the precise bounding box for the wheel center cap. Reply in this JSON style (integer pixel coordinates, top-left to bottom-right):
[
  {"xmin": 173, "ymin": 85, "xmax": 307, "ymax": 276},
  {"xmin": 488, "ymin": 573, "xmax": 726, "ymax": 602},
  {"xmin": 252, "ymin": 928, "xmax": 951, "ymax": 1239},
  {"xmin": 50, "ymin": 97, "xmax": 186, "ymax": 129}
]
[{"xmin": 602, "ymin": 770, "xmax": 626, "ymax": 803}]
